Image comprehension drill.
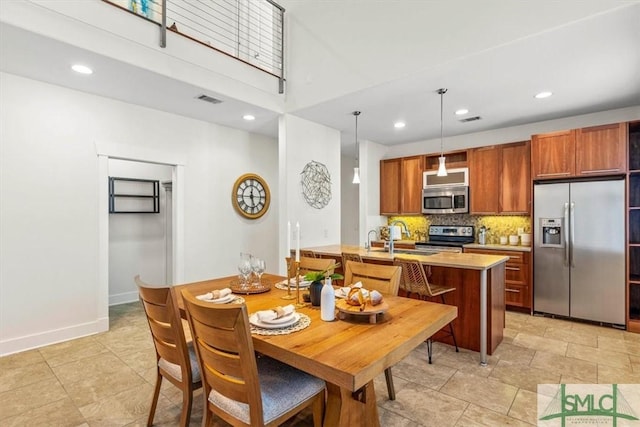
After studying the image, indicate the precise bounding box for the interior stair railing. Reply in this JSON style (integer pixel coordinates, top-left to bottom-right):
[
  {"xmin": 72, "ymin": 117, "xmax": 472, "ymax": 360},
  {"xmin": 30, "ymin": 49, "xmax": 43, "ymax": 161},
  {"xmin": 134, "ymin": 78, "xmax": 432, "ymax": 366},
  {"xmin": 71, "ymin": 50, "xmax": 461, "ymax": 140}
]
[{"xmin": 102, "ymin": 0, "xmax": 285, "ymax": 93}]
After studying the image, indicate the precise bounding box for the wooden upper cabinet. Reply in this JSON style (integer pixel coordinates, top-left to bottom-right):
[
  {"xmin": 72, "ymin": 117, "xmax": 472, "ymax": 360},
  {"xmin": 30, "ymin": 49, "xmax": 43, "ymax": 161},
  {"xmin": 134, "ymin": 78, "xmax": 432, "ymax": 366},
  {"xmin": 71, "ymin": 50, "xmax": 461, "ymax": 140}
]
[
  {"xmin": 400, "ymin": 156, "xmax": 424, "ymax": 214},
  {"xmin": 379, "ymin": 156, "xmax": 424, "ymax": 215},
  {"xmin": 501, "ymin": 141, "xmax": 531, "ymax": 214},
  {"xmin": 531, "ymin": 129, "xmax": 576, "ymax": 179},
  {"xmin": 469, "ymin": 146, "xmax": 500, "ymax": 214},
  {"xmin": 576, "ymin": 123, "xmax": 627, "ymax": 176},
  {"xmin": 380, "ymin": 158, "xmax": 401, "ymax": 215},
  {"xmin": 469, "ymin": 141, "xmax": 531, "ymax": 215}
]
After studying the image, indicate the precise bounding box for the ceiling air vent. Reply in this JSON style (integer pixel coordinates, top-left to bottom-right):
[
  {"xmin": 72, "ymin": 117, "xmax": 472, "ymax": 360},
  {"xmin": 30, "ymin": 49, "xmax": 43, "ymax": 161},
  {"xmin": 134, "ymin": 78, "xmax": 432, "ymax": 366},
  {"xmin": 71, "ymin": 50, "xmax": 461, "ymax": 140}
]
[
  {"xmin": 459, "ymin": 116, "xmax": 481, "ymax": 123},
  {"xmin": 196, "ymin": 94, "xmax": 223, "ymax": 104}
]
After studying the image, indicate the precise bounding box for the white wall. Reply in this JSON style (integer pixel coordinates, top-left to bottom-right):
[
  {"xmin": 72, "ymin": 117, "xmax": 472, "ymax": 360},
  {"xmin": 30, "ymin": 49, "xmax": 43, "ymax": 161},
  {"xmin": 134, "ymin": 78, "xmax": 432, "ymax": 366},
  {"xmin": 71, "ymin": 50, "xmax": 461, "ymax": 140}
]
[
  {"xmin": 0, "ymin": 72, "xmax": 279, "ymax": 355},
  {"xmin": 383, "ymin": 106, "xmax": 640, "ymax": 160},
  {"xmin": 108, "ymin": 159, "xmax": 172, "ymax": 305},
  {"xmin": 278, "ymin": 114, "xmax": 341, "ymax": 270},
  {"xmin": 340, "ymin": 154, "xmax": 358, "ymax": 245}
]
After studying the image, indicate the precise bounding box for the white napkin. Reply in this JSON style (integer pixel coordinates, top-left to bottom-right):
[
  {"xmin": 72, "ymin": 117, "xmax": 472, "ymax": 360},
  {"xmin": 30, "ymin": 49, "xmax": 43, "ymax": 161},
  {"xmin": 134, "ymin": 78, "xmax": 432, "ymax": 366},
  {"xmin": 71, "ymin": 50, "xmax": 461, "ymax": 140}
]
[
  {"xmin": 336, "ymin": 287, "xmax": 351, "ymax": 298},
  {"xmin": 196, "ymin": 288, "xmax": 232, "ymax": 301},
  {"xmin": 256, "ymin": 304, "xmax": 295, "ymax": 322}
]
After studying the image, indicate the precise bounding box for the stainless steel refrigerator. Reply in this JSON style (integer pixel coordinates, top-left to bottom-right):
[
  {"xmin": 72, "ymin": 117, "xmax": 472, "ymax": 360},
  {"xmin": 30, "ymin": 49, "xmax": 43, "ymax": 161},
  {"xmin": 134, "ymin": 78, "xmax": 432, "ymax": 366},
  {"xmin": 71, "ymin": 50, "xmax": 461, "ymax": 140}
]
[{"xmin": 533, "ymin": 179, "xmax": 625, "ymax": 325}]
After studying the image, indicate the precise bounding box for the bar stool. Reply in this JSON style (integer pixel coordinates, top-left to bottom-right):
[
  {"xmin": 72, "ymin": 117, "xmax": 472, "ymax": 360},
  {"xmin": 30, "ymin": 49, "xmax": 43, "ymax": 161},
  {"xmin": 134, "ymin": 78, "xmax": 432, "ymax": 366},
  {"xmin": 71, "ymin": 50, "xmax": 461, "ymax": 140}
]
[
  {"xmin": 393, "ymin": 257, "xmax": 459, "ymax": 363},
  {"xmin": 341, "ymin": 252, "xmax": 363, "ymax": 269}
]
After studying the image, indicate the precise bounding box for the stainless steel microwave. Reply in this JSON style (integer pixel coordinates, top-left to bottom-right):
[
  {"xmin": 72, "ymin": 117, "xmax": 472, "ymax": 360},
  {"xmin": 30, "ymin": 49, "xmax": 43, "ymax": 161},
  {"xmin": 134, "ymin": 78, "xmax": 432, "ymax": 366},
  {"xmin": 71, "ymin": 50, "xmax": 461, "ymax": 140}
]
[{"xmin": 422, "ymin": 186, "xmax": 469, "ymax": 214}]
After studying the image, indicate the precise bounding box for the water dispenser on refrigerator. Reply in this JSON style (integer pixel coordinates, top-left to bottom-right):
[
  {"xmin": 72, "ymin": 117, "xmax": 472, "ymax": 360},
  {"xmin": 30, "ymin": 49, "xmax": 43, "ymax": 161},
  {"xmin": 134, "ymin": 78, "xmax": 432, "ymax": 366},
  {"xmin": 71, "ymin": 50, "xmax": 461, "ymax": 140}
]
[{"xmin": 540, "ymin": 218, "xmax": 563, "ymax": 248}]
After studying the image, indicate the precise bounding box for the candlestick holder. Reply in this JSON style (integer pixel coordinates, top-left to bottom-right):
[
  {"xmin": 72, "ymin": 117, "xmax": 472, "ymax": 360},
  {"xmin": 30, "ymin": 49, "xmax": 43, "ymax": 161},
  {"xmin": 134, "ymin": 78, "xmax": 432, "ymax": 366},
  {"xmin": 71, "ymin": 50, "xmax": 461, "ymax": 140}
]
[
  {"xmin": 294, "ymin": 261, "xmax": 306, "ymax": 308},
  {"xmin": 281, "ymin": 258, "xmax": 296, "ymax": 300}
]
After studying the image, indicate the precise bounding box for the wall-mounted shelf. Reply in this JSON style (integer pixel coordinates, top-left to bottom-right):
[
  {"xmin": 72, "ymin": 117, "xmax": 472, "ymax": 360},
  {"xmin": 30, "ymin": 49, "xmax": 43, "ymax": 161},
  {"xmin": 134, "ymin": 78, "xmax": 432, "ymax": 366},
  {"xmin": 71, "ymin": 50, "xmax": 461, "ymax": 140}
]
[{"xmin": 109, "ymin": 177, "xmax": 160, "ymax": 213}]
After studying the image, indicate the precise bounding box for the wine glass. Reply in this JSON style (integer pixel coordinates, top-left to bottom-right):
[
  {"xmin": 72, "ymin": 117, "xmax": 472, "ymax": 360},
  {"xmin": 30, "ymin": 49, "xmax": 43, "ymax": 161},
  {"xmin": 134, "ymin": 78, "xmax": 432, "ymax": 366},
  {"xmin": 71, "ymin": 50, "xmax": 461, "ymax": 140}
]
[
  {"xmin": 252, "ymin": 257, "xmax": 266, "ymax": 287},
  {"xmin": 238, "ymin": 253, "xmax": 252, "ymax": 290}
]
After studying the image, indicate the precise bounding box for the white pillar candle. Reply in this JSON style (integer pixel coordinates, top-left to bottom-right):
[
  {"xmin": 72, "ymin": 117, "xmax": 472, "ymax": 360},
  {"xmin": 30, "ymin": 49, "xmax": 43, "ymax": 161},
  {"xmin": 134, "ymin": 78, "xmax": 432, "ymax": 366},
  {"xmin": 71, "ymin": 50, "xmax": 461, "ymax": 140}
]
[
  {"xmin": 287, "ymin": 221, "xmax": 291, "ymax": 255},
  {"xmin": 295, "ymin": 221, "xmax": 300, "ymax": 262}
]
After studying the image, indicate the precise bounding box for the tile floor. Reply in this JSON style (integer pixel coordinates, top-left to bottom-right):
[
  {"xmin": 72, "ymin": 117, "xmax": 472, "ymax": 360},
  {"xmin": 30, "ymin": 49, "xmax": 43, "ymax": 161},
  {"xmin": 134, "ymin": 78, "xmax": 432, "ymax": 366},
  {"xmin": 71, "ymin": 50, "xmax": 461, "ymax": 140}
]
[{"xmin": 1, "ymin": 303, "xmax": 639, "ymax": 426}]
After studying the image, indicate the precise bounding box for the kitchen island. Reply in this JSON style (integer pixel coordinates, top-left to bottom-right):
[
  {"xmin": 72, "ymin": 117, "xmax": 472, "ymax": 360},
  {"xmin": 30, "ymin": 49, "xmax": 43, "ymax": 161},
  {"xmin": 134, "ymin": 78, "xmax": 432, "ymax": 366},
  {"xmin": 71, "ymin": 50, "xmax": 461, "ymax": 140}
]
[{"xmin": 303, "ymin": 245, "xmax": 509, "ymax": 365}]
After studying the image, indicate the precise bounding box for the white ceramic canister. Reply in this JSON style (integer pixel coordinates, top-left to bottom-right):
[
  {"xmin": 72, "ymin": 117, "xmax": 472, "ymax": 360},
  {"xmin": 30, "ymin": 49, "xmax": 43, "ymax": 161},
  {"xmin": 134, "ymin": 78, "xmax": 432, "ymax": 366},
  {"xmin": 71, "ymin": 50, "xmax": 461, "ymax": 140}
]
[{"xmin": 321, "ymin": 277, "xmax": 335, "ymax": 321}]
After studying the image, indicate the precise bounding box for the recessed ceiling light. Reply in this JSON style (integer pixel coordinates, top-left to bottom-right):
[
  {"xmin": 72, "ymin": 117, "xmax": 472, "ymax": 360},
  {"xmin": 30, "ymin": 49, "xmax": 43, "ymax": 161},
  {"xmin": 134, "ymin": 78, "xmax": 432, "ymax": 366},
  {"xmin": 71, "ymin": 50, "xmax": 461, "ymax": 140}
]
[
  {"xmin": 71, "ymin": 64, "xmax": 93, "ymax": 75},
  {"xmin": 394, "ymin": 122, "xmax": 406, "ymax": 128},
  {"xmin": 242, "ymin": 114, "xmax": 255, "ymax": 121},
  {"xmin": 455, "ymin": 109, "xmax": 469, "ymax": 115},
  {"xmin": 535, "ymin": 91, "xmax": 553, "ymax": 99}
]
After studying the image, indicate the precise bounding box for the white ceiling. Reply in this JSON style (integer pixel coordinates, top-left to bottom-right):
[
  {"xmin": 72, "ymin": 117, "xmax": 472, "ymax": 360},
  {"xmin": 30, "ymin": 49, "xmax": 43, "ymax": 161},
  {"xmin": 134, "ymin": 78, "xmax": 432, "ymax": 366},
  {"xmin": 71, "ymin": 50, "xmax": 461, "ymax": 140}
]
[{"xmin": 1, "ymin": 1, "xmax": 639, "ymax": 154}]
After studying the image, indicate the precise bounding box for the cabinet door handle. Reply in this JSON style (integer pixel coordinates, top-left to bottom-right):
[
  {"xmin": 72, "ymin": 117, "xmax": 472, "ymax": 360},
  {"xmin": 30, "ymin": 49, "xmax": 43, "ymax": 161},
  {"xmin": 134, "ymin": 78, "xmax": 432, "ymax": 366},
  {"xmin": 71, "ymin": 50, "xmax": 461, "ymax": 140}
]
[
  {"xmin": 506, "ymin": 266, "xmax": 520, "ymax": 271},
  {"xmin": 537, "ymin": 172, "xmax": 571, "ymax": 177},
  {"xmin": 580, "ymin": 168, "xmax": 620, "ymax": 174},
  {"xmin": 505, "ymin": 288, "xmax": 521, "ymax": 293}
]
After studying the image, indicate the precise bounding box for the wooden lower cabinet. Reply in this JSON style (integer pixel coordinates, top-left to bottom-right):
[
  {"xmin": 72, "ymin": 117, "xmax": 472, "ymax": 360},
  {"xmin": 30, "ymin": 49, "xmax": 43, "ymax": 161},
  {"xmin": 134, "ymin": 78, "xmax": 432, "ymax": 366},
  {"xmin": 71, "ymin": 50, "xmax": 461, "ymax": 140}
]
[
  {"xmin": 426, "ymin": 263, "xmax": 505, "ymax": 354},
  {"xmin": 464, "ymin": 248, "xmax": 531, "ymax": 311}
]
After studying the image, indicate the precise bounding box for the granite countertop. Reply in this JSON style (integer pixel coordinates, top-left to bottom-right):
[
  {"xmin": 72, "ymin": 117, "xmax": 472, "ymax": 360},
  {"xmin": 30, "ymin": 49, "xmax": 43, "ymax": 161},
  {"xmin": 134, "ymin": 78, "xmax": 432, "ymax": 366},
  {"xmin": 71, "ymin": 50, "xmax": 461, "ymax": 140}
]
[
  {"xmin": 306, "ymin": 244, "xmax": 509, "ymax": 271},
  {"xmin": 463, "ymin": 243, "xmax": 532, "ymax": 252},
  {"xmin": 372, "ymin": 240, "xmax": 532, "ymax": 252}
]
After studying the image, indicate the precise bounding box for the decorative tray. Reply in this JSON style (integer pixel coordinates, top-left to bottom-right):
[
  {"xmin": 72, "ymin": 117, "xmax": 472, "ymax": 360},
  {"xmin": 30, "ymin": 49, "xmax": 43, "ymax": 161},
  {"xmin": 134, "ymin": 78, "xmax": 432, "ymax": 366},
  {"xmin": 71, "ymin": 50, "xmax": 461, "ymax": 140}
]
[
  {"xmin": 230, "ymin": 277, "xmax": 272, "ymax": 295},
  {"xmin": 335, "ymin": 299, "xmax": 389, "ymax": 324}
]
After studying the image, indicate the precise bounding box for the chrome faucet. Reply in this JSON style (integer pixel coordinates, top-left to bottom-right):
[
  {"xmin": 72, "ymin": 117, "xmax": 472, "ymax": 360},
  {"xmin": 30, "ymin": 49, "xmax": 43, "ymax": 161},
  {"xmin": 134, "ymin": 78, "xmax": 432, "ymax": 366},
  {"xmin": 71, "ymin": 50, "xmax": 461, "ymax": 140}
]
[
  {"xmin": 388, "ymin": 220, "xmax": 410, "ymax": 257},
  {"xmin": 366, "ymin": 229, "xmax": 379, "ymax": 252}
]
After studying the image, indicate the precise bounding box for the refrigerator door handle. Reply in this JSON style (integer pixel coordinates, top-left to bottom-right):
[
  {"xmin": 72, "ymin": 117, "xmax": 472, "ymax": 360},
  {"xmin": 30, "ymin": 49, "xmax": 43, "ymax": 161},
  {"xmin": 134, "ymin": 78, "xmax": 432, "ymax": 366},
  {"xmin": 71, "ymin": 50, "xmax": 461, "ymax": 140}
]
[
  {"xmin": 570, "ymin": 201, "xmax": 575, "ymax": 268},
  {"xmin": 563, "ymin": 202, "xmax": 570, "ymax": 267}
]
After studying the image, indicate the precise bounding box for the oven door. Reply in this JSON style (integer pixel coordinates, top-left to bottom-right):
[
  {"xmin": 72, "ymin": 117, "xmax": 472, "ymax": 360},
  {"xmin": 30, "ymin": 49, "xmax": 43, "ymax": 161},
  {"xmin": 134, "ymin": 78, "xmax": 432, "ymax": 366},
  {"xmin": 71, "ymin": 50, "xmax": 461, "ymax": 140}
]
[{"xmin": 422, "ymin": 186, "xmax": 469, "ymax": 214}]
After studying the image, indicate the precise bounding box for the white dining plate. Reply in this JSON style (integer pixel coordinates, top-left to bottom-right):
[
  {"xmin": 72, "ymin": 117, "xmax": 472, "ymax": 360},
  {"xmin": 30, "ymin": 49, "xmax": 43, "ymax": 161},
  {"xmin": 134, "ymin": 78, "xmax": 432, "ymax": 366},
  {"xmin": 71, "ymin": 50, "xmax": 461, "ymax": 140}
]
[
  {"xmin": 207, "ymin": 294, "xmax": 235, "ymax": 304},
  {"xmin": 275, "ymin": 278, "xmax": 312, "ymax": 288},
  {"xmin": 260, "ymin": 311, "xmax": 296, "ymax": 324},
  {"xmin": 249, "ymin": 313, "xmax": 300, "ymax": 329}
]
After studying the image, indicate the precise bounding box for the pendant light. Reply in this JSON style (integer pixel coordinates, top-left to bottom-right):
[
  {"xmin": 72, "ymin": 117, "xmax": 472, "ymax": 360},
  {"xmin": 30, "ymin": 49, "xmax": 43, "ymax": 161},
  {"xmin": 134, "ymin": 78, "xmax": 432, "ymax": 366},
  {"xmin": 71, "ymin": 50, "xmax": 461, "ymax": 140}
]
[
  {"xmin": 352, "ymin": 111, "xmax": 361, "ymax": 184},
  {"xmin": 437, "ymin": 88, "xmax": 448, "ymax": 177}
]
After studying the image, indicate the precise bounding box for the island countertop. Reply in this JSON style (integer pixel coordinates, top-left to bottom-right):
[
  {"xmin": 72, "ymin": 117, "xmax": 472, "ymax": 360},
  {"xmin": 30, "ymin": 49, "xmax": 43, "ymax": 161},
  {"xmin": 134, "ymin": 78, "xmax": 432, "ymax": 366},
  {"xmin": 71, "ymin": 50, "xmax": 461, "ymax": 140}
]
[{"xmin": 304, "ymin": 244, "xmax": 509, "ymax": 270}]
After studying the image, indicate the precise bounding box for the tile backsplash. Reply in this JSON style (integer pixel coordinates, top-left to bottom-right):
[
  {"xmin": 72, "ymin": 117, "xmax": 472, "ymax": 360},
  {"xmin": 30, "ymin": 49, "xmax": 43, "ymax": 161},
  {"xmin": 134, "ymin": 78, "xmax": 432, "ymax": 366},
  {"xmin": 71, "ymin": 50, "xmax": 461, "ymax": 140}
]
[{"xmin": 387, "ymin": 214, "xmax": 531, "ymax": 244}]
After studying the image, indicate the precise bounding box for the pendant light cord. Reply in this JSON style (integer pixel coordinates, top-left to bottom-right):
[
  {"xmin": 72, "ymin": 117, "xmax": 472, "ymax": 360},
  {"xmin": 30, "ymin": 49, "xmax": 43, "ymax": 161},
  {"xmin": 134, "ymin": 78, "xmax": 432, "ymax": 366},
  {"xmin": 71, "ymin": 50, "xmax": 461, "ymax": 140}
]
[
  {"xmin": 353, "ymin": 111, "xmax": 361, "ymax": 162},
  {"xmin": 438, "ymin": 88, "xmax": 447, "ymax": 156}
]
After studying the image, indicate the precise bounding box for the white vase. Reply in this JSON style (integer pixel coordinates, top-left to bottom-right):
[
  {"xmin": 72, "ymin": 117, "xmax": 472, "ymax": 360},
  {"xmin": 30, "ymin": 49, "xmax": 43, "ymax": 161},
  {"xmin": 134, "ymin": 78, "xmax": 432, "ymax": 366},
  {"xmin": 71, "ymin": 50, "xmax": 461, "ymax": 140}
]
[{"xmin": 320, "ymin": 277, "xmax": 335, "ymax": 321}]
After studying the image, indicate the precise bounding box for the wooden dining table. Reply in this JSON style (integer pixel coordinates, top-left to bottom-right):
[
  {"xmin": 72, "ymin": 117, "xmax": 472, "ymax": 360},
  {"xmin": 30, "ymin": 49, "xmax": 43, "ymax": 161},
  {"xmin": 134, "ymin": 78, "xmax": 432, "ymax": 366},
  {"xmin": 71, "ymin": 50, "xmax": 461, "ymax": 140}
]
[{"xmin": 174, "ymin": 273, "xmax": 457, "ymax": 427}]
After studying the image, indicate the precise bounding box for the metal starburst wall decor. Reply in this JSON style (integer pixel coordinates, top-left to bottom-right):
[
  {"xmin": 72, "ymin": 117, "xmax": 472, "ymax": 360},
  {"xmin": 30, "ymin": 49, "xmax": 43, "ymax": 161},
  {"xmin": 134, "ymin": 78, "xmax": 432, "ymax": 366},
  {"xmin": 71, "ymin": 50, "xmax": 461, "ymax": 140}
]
[{"xmin": 300, "ymin": 161, "xmax": 332, "ymax": 209}]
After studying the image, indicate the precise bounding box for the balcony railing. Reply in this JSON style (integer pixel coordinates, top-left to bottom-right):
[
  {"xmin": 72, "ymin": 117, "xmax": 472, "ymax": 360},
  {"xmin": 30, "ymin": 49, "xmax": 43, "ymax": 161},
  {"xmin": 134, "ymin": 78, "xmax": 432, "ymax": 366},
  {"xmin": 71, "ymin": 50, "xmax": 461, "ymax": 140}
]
[{"xmin": 103, "ymin": 0, "xmax": 285, "ymax": 92}]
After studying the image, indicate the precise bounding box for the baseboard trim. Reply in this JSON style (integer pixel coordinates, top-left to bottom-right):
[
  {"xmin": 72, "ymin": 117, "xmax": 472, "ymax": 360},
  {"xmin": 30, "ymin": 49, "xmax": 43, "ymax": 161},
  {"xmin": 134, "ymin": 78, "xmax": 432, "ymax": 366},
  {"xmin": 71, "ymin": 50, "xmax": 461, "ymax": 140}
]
[
  {"xmin": 0, "ymin": 317, "xmax": 109, "ymax": 357},
  {"xmin": 109, "ymin": 291, "xmax": 139, "ymax": 306}
]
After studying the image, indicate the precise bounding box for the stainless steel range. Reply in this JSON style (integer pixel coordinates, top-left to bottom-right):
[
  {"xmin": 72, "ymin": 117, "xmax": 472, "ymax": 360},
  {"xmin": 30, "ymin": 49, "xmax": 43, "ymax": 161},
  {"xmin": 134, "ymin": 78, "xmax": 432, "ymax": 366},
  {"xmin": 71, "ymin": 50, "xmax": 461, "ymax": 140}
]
[{"xmin": 415, "ymin": 225, "xmax": 475, "ymax": 253}]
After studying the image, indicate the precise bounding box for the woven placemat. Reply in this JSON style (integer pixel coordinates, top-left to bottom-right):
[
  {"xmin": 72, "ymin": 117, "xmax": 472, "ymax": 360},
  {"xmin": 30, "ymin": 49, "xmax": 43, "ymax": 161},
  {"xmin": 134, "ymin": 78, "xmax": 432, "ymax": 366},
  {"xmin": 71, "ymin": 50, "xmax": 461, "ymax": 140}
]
[{"xmin": 250, "ymin": 313, "xmax": 311, "ymax": 336}]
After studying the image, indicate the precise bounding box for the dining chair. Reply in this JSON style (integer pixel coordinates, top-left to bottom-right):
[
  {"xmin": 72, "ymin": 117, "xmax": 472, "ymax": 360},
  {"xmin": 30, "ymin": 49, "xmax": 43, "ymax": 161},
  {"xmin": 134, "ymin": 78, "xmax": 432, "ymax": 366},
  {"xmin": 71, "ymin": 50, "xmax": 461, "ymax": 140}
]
[
  {"xmin": 343, "ymin": 261, "xmax": 401, "ymax": 296},
  {"xmin": 286, "ymin": 256, "xmax": 336, "ymax": 278},
  {"xmin": 393, "ymin": 257, "xmax": 459, "ymax": 363},
  {"xmin": 342, "ymin": 261, "xmax": 401, "ymax": 400},
  {"xmin": 135, "ymin": 275, "xmax": 202, "ymax": 427},
  {"xmin": 181, "ymin": 290, "xmax": 326, "ymax": 427},
  {"xmin": 292, "ymin": 256, "xmax": 336, "ymax": 277},
  {"xmin": 300, "ymin": 249, "xmax": 316, "ymax": 258}
]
